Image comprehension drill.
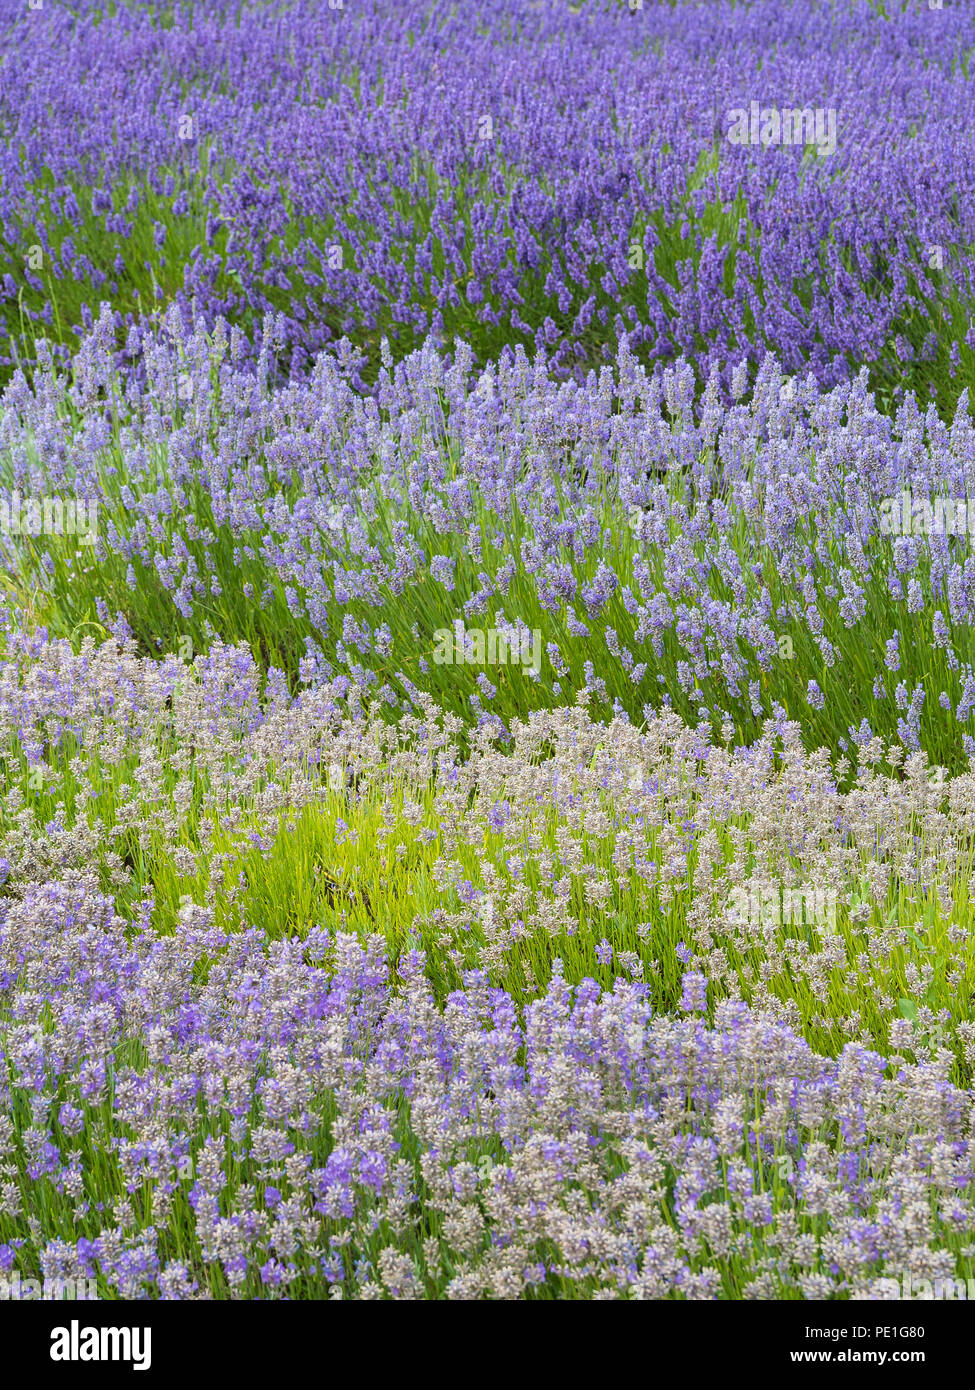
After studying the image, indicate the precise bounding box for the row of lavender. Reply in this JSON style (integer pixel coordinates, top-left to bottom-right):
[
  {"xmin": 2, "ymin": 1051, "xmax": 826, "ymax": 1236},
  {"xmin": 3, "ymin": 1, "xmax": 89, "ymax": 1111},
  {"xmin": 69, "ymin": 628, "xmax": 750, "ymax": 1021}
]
[
  {"xmin": 4, "ymin": 304, "xmax": 975, "ymax": 770},
  {"xmin": 4, "ymin": 889, "xmax": 968, "ymax": 1302},
  {"xmin": 0, "ymin": 629, "xmax": 973, "ymax": 1299},
  {"xmin": 0, "ymin": 0, "xmax": 973, "ymax": 405}
]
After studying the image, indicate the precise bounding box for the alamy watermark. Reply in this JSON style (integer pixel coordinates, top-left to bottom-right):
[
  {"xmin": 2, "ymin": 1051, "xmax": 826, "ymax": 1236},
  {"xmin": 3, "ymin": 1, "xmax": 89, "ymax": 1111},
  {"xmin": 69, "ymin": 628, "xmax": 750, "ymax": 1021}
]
[
  {"xmin": 880, "ymin": 489, "xmax": 975, "ymax": 537},
  {"xmin": 50, "ymin": 1320, "xmax": 150, "ymax": 1370},
  {"xmin": 433, "ymin": 620, "xmax": 541, "ymax": 675},
  {"xmin": 0, "ymin": 1273, "xmax": 98, "ymax": 1300},
  {"xmin": 0, "ymin": 492, "xmax": 98, "ymax": 543},
  {"xmin": 730, "ymin": 883, "xmax": 837, "ymax": 929},
  {"xmin": 870, "ymin": 1274, "xmax": 975, "ymax": 1301},
  {"xmin": 725, "ymin": 102, "xmax": 837, "ymax": 157}
]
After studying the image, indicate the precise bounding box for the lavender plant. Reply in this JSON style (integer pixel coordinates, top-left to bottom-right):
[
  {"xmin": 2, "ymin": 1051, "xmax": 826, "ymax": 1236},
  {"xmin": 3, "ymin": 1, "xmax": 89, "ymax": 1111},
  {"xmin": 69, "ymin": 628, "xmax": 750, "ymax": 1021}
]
[
  {"xmin": 0, "ymin": 0, "xmax": 973, "ymax": 412},
  {"xmin": 6, "ymin": 310, "xmax": 975, "ymax": 769},
  {"xmin": 1, "ymin": 634, "xmax": 975, "ymax": 1298}
]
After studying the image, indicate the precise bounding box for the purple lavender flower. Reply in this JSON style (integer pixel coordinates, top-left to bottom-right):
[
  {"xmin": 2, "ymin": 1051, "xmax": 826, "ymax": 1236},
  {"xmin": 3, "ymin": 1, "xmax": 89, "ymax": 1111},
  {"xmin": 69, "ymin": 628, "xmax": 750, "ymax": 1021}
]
[{"xmin": 680, "ymin": 971, "xmax": 709, "ymax": 1013}]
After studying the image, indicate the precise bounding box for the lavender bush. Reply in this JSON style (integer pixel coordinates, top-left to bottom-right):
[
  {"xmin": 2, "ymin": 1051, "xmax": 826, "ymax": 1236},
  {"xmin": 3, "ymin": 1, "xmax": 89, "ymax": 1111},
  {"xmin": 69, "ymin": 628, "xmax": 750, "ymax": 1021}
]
[
  {"xmin": 0, "ymin": 0, "xmax": 974, "ymax": 412},
  {"xmin": 5, "ymin": 308, "xmax": 975, "ymax": 769},
  {"xmin": 2, "ymin": 634, "xmax": 975, "ymax": 1299}
]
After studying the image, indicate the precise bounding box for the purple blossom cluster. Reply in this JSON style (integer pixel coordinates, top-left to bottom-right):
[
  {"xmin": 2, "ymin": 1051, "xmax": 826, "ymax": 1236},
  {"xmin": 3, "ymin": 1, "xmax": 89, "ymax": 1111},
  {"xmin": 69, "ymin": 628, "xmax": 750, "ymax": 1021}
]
[
  {"xmin": 2, "ymin": 876, "xmax": 973, "ymax": 1300},
  {"xmin": 0, "ymin": 631, "xmax": 972, "ymax": 1296},
  {"xmin": 5, "ymin": 306, "xmax": 975, "ymax": 762},
  {"xmin": 0, "ymin": 0, "xmax": 973, "ymax": 389}
]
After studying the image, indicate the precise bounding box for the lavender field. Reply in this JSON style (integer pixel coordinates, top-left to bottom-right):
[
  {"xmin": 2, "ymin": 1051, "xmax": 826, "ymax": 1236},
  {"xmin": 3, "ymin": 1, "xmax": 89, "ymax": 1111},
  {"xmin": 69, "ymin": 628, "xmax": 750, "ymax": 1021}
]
[{"xmin": 2, "ymin": 0, "xmax": 975, "ymax": 1308}]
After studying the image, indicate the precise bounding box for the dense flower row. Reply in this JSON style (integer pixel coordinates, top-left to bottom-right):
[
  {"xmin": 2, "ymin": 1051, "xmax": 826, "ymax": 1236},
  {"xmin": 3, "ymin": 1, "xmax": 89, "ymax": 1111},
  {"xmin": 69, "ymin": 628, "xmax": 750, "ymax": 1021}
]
[
  {"xmin": 6, "ymin": 886, "xmax": 972, "ymax": 1302},
  {"xmin": 0, "ymin": 0, "xmax": 972, "ymax": 395},
  {"xmin": 0, "ymin": 626, "xmax": 971, "ymax": 1052},
  {"xmin": 1, "ymin": 637, "xmax": 975, "ymax": 1297},
  {"xmin": 4, "ymin": 307, "xmax": 975, "ymax": 766}
]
